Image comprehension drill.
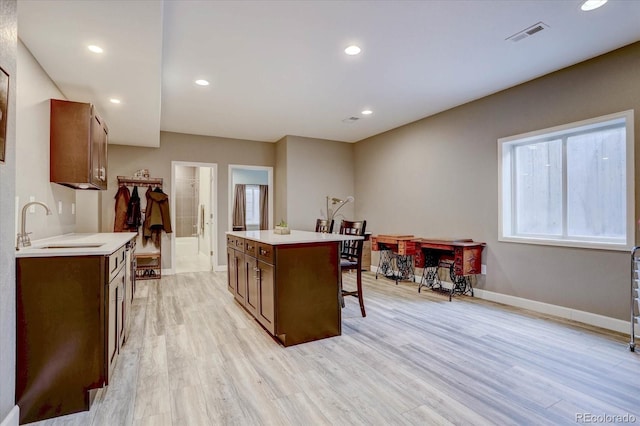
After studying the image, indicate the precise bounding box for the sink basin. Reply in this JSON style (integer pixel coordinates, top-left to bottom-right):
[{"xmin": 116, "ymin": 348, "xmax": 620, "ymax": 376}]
[{"xmin": 37, "ymin": 243, "xmax": 104, "ymax": 249}]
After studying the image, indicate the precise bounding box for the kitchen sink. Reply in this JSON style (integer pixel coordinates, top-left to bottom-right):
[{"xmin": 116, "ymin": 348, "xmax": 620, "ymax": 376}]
[{"xmin": 37, "ymin": 243, "xmax": 105, "ymax": 249}]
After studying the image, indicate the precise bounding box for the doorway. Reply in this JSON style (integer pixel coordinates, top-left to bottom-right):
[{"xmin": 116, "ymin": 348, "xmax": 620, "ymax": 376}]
[
  {"xmin": 171, "ymin": 161, "xmax": 218, "ymax": 273},
  {"xmin": 228, "ymin": 165, "xmax": 273, "ymax": 232}
]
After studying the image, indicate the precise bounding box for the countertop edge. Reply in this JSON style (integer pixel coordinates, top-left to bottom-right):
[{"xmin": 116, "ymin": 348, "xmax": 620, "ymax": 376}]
[
  {"xmin": 227, "ymin": 229, "xmax": 363, "ymax": 245},
  {"xmin": 16, "ymin": 232, "xmax": 138, "ymax": 258}
]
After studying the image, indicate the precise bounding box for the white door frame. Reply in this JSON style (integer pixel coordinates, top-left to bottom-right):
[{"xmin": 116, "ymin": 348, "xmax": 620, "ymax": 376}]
[
  {"xmin": 228, "ymin": 165, "xmax": 274, "ymax": 232},
  {"xmin": 171, "ymin": 161, "xmax": 219, "ymax": 273}
]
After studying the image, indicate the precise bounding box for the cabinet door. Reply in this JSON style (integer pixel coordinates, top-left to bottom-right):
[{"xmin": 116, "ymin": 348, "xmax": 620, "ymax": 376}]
[
  {"xmin": 234, "ymin": 250, "xmax": 246, "ymax": 304},
  {"xmin": 107, "ymin": 277, "xmax": 118, "ymax": 380},
  {"xmin": 257, "ymin": 260, "xmax": 275, "ymax": 334},
  {"xmin": 245, "ymin": 255, "xmax": 258, "ymax": 316},
  {"xmin": 124, "ymin": 248, "xmax": 133, "ymax": 341},
  {"xmin": 118, "ymin": 272, "xmax": 126, "ymax": 350},
  {"xmin": 108, "ymin": 265, "xmax": 125, "ymax": 382},
  {"xmin": 226, "ymin": 247, "xmax": 237, "ymax": 295},
  {"xmin": 90, "ymin": 112, "xmax": 107, "ymax": 190}
]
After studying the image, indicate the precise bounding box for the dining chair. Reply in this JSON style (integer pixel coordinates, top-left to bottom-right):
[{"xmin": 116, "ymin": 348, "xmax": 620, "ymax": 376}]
[
  {"xmin": 315, "ymin": 218, "xmax": 334, "ymax": 233},
  {"xmin": 339, "ymin": 219, "xmax": 367, "ymax": 317}
]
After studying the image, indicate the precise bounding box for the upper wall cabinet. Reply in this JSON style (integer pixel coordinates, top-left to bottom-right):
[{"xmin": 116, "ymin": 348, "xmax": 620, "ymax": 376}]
[{"xmin": 50, "ymin": 99, "xmax": 108, "ymax": 190}]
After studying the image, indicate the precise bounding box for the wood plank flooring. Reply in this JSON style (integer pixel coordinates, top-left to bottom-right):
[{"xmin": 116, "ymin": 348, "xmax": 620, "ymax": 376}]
[{"xmin": 26, "ymin": 270, "xmax": 640, "ymax": 425}]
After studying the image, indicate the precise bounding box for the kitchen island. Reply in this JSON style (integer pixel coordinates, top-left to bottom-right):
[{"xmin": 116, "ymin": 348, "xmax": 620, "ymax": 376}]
[
  {"xmin": 226, "ymin": 230, "xmax": 362, "ymax": 346},
  {"xmin": 16, "ymin": 232, "xmax": 137, "ymax": 424}
]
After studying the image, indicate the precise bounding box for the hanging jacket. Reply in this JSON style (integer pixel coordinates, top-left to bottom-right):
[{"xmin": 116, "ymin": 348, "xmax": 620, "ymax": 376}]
[
  {"xmin": 126, "ymin": 186, "xmax": 142, "ymax": 231},
  {"xmin": 143, "ymin": 186, "xmax": 172, "ymax": 247},
  {"xmin": 113, "ymin": 186, "xmax": 131, "ymax": 232}
]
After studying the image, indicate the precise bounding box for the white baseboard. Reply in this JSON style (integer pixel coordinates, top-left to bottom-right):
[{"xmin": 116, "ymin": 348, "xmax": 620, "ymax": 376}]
[
  {"xmin": 215, "ymin": 265, "xmax": 227, "ymax": 272},
  {"xmin": 1, "ymin": 406, "xmax": 19, "ymax": 426},
  {"xmin": 473, "ymin": 288, "xmax": 629, "ymax": 334},
  {"xmin": 369, "ymin": 266, "xmax": 628, "ymax": 334},
  {"xmin": 162, "ymin": 268, "xmax": 173, "ymax": 276}
]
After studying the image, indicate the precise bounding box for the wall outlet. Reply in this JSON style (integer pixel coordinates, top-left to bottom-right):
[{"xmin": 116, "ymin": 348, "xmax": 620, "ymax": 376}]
[
  {"xmin": 58, "ymin": 201, "xmax": 63, "ymax": 214},
  {"xmin": 481, "ymin": 264, "xmax": 487, "ymax": 275},
  {"xmin": 29, "ymin": 196, "xmax": 35, "ymax": 213},
  {"xmin": 72, "ymin": 203, "xmax": 76, "ymax": 215}
]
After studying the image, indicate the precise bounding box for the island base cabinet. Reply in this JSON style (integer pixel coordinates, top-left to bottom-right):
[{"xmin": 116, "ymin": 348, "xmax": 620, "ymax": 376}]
[
  {"xmin": 273, "ymin": 244, "xmax": 341, "ymax": 346},
  {"xmin": 227, "ymin": 237, "xmax": 341, "ymax": 347}
]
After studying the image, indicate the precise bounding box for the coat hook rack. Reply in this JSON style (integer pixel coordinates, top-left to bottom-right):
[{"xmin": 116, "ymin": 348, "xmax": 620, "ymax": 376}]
[{"xmin": 117, "ymin": 176, "xmax": 163, "ymax": 188}]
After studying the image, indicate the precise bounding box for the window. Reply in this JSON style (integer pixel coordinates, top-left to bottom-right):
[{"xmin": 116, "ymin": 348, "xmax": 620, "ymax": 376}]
[
  {"xmin": 245, "ymin": 185, "xmax": 261, "ymax": 227},
  {"xmin": 498, "ymin": 110, "xmax": 634, "ymax": 250}
]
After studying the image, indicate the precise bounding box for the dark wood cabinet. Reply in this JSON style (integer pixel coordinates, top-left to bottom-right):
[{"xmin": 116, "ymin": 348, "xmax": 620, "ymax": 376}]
[
  {"xmin": 226, "ymin": 233, "xmax": 341, "ymax": 346},
  {"xmin": 16, "ymin": 240, "xmax": 133, "ymax": 424},
  {"xmin": 256, "ymin": 259, "xmax": 275, "ymax": 334},
  {"xmin": 50, "ymin": 99, "xmax": 108, "ymax": 190},
  {"xmin": 226, "ymin": 245, "xmax": 237, "ymax": 295},
  {"xmin": 227, "ymin": 243, "xmax": 238, "ymax": 297},
  {"xmin": 234, "ymin": 249, "xmax": 246, "ymax": 304},
  {"xmin": 245, "ymin": 255, "xmax": 259, "ymax": 317}
]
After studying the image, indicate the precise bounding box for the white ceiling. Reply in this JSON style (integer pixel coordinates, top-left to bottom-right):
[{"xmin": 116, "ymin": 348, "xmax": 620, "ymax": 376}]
[{"xmin": 17, "ymin": 0, "xmax": 640, "ymax": 148}]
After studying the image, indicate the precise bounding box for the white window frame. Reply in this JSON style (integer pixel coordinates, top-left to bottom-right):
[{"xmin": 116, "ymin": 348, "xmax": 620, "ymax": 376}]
[
  {"xmin": 498, "ymin": 110, "xmax": 635, "ymax": 251},
  {"xmin": 245, "ymin": 184, "xmax": 261, "ymax": 227}
]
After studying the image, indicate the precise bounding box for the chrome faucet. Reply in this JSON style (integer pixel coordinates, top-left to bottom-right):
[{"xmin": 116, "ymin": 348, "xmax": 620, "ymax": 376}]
[{"xmin": 16, "ymin": 201, "xmax": 53, "ymax": 250}]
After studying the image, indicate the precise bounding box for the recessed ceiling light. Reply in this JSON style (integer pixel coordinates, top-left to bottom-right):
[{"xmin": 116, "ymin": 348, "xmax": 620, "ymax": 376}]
[
  {"xmin": 581, "ymin": 0, "xmax": 607, "ymax": 11},
  {"xmin": 344, "ymin": 45, "xmax": 361, "ymax": 55},
  {"xmin": 87, "ymin": 45, "xmax": 103, "ymax": 54},
  {"xmin": 361, "ymin": 109, "xmax": 373, "ymax": 115},
  {"xmin": 110, "ymin": 98, "xmax": 121, "ymax": 104},
  {"xmin": 195, "ymin": 79, "xmax": 210, "ymax": 86}
]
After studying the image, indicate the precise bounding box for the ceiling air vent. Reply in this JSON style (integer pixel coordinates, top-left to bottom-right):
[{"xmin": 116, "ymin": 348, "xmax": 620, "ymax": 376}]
[
  {"xmin": 506, "ymin": 22, "xmax": 549, "ymax": 42},
  {"xmin": 342, "ymin": 116, "xmax": 360, "ymax": 124}
]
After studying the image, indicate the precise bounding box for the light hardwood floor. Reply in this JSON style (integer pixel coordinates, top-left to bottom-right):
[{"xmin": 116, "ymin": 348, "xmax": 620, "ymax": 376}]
[{"xmin": 27, "ymin": 271, "xmax": 640, "ymax": 425}]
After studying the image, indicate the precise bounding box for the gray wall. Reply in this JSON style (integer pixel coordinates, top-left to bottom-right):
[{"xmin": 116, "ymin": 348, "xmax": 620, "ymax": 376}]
[
  {"xmin": 354, "ymin": 42, "xmax": 640, "ymax": 320},
  {"xmin": 282, "ymin": 135, "xmax": 355, "ymax": 231},
  {"xmin": 274, "ymin": 136, "xmax": 287, "ymax": 225},
  {"xmin": 0, "ymin": 0, "xmax": 16, "ymax": 419},
  {"xmin": 104, "ymin": 131, "xmax": 275, "ymax": 268}
]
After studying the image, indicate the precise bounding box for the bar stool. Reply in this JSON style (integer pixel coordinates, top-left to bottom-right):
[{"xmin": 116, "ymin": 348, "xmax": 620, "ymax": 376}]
[
  {"xmin": 315, "ymin": 218, "xmax": 334, "ymax": 233},
  {"xmin": 339, "ymin": 220, "xmax": 367, "ymax": 317}
]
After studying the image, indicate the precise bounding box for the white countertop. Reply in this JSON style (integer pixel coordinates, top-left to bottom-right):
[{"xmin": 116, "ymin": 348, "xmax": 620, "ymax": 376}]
[
  {"xmin": 16, "ymin": 232, "xmax": 137, "ymax": 258},
  {"xmin": 227, "ymin": 230, "xmax": 363, "ymax": 245}
]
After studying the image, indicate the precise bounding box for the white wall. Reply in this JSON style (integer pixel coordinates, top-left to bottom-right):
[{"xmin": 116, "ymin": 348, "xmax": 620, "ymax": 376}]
[{"xmin": 16, "ymin": 41, "xmax": 76, "ymax": 240}]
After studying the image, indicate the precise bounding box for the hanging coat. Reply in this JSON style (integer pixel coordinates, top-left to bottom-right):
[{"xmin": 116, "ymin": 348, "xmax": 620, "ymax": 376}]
[
  {"xmin": 143, "ymin": 186, "xmax": 172, "ymax": 247},
  {"xmin": 126, "ymin": 186, "xmax": 142, "ymax": 231},
  {"xmin": 113, "ymin": 186, "xmax": 131, "ymax": 232}
]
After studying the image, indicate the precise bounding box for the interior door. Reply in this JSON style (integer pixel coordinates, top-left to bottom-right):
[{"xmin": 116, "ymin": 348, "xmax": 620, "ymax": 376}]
[
  {"xmin": 197, "ymin": 166, "xmax": 214, "ymax": 271},
  {"xmin": 206, "ymin": 167, "xmax": 215, "ymax": 270}
]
